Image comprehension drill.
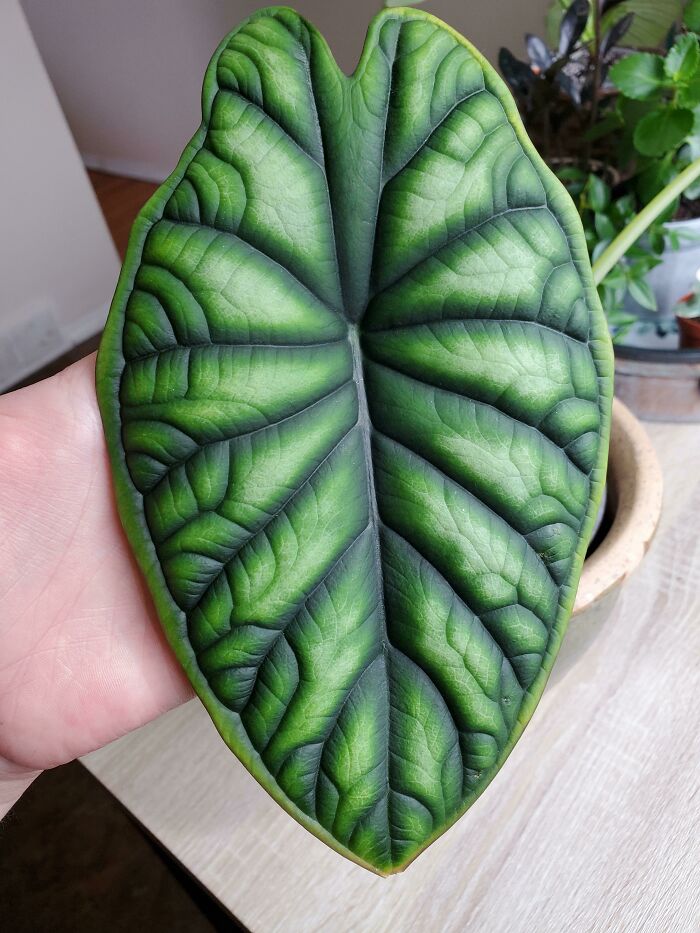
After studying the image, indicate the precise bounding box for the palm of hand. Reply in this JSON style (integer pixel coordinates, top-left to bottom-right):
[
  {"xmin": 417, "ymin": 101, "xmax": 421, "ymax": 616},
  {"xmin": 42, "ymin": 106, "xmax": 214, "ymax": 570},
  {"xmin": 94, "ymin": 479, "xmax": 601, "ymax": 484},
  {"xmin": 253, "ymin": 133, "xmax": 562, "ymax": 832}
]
[{"xmin": 0, "ymin": 355, "xmax": 191, "ymax": 774}]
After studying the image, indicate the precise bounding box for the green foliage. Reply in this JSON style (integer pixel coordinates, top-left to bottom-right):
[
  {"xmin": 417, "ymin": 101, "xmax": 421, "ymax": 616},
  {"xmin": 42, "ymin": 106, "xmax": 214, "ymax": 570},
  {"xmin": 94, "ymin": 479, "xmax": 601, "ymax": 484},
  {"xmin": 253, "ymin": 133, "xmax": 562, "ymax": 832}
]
[
  {"xmin": 97, "ymin": 7, "xmax": 612, "ymax": 874},
  {"xmin": 601, "ymin": 0, "xmax": 683, "ymax": 48},
  {"xmin": 506, "ymin": 2, "xmax": 700, "ymax": 331},
  {"xmin": 604, "ymin": 30, "xmax": 700, "ymax": 318},
  {"xmin": 610, "ymin": 33, "xmax": 700, "ymax": 115},
  {"xmin": 608, "ymin": 53, "xmax": 666, "ymax": 99},
  {"xmin": 685, "ymin": 0, "xmax": 700, "ymax": 32},
  {"xmin": 666, "ymin": 32, "xmax": 700, "ymax": 80},
  {"xmin": 546, "ymin": 0, "xmax": 682, "ymax": 50},
  {"xmin": 558, "ymin": 166, "xmax": 664, "ymax": 336},
  {"xmin": 608, "ymin": 33, "xmax": 700, "ymax": 168},
  {"xmin": 608, "ymin": 32, "xmax": 700, "ymax": 169},
  {"xmin": 680, "ymin": 133, "xmax": 700, "ymax": 197},
  {"xmin": 633, "ymin": 108, "xmax": 694, "ymax": 156}
]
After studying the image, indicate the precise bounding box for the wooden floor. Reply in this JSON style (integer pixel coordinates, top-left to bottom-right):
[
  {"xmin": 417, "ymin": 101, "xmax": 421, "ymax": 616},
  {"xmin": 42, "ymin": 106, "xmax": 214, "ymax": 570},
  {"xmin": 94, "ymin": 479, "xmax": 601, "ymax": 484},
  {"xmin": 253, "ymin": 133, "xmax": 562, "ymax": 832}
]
[{"xmin": 88, "ymin": 169, "xmax": 158, "ymax": 259}]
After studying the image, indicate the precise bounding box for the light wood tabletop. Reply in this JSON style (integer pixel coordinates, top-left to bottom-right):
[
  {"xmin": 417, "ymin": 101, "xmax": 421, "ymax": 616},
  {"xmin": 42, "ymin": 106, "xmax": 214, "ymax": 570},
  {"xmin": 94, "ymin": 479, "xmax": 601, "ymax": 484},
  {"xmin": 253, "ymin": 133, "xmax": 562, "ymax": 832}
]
[{"xmin": 83, "ymin": 419, "xmax": 700, "ymax": 933}]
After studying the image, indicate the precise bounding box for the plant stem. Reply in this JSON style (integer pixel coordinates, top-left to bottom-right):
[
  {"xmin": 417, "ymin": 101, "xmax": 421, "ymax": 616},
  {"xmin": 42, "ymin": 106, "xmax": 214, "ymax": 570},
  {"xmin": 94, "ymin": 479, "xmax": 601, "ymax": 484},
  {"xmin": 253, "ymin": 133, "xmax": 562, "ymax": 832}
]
[
  {"xmin": 591, "ymin": 156, "xmax": 700, "ymax": 286},
  {"xmin": 542, "ymin": 91, "xmax": 551, "ymax": 161}
]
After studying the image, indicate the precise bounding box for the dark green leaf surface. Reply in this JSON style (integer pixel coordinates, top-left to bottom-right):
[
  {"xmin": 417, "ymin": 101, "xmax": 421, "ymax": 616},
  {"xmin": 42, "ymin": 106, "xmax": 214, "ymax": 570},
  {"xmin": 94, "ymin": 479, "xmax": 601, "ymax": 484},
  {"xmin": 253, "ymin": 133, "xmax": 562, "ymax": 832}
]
[
  {"xmin": 97, "ymin": 6, "xmax": 613, "ymax": 874},
  {"xmin": 633, "ymin": 107, "xmax": 694, "ymax": 157},
  {"xmin": 686, "ymin": 0, "xmax": 700, "ymax": 32}
]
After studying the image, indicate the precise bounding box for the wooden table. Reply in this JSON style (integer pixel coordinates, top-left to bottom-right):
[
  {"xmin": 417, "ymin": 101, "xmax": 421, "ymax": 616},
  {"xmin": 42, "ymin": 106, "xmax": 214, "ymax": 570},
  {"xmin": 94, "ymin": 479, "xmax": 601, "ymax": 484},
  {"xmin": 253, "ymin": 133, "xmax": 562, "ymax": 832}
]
[{"xmin": 83, "ymin": 419, "xmax": 700, "ymax": 932}]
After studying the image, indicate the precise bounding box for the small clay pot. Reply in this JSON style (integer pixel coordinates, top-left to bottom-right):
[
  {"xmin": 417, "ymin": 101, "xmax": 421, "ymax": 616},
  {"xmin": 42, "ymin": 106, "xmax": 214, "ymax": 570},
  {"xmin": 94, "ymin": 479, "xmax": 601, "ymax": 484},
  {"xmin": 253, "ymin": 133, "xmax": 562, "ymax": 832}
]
[{"xmin": 677, "ymin": 314, "xmax": 700, "ymax": 350}]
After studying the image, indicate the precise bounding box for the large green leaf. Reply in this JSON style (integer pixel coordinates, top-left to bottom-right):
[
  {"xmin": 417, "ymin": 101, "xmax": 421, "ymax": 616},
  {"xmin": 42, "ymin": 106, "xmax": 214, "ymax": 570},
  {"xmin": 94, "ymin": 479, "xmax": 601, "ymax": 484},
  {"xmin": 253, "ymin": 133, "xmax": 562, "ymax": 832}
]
[{"xmin": 97, "ymin": 6, "xmax": 613, "ymax": 874}]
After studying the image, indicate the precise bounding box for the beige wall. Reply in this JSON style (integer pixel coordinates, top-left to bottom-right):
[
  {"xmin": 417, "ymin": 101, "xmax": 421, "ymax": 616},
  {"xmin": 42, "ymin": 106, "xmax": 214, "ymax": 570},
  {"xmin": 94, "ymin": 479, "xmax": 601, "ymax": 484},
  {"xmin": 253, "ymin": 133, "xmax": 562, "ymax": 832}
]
[
  {"xmin": 21, "ymin": 0, "xmax": 550, "ymax": 182},
  {"xmin": 1, "ymin": 0, "xmax": 120, "ymax": 389}
]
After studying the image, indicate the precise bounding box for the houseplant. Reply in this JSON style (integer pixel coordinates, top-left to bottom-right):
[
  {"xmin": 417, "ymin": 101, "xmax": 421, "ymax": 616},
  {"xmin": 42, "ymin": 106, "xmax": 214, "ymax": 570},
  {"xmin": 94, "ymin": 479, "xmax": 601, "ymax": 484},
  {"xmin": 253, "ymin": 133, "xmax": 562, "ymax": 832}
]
[
  {"xmin": 97, "ymin": 5, "xmax": 613, "ymax": 873},
  {"xmin": 502, "ymin": 0, "xmax": 700, "ymax": 418}
]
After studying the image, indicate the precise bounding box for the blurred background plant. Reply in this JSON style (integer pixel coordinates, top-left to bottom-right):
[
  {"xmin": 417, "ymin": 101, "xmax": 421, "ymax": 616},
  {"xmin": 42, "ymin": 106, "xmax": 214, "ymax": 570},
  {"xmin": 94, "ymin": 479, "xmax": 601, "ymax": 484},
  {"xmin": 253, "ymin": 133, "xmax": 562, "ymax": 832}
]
[
  {"xmin": 500, "ymin": 0, "xmax": 700, "ymax": 340},
  {"xmin": 545, "ymin": 0, "xmax": 684, "ymax": 51}
]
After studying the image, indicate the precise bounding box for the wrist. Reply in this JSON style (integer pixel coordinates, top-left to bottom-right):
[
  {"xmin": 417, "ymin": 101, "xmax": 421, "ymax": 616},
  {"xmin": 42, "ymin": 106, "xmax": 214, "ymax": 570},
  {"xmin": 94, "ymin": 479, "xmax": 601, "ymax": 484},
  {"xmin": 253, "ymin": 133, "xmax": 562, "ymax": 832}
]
[{"xmin": 0, "ymin": 756, "xmax": 41, "ymax": 820}]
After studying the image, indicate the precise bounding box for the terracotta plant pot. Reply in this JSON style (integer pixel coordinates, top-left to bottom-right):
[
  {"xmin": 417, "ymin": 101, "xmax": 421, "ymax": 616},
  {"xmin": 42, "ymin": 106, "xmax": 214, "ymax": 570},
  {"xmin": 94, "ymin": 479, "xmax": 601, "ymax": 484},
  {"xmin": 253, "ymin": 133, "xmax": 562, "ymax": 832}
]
[
  {"xmin": 551, "ymin": 398, "xmax": 663, "ymax": 681},
  {"xmin": 677, "ymin": 314, "xmax": 700, "ymax": 349}
]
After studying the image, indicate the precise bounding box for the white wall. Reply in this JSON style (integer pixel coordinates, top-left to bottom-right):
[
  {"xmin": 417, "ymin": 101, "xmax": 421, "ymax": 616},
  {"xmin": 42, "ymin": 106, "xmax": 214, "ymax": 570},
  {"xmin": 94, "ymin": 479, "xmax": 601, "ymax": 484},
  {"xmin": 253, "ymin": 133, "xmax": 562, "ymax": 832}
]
[
  {"xmin": 0, "ymin": 0, "xmax": 120, "ymax": 390},
  {"xmin": 21, "ymin": 0, "xmax": 550, "ymax": 183}
]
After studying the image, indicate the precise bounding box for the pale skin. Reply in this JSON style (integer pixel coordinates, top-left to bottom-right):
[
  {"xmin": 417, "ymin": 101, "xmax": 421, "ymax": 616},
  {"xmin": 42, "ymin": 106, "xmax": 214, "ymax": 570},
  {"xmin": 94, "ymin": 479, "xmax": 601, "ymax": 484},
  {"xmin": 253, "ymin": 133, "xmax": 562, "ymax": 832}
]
[{"xmin": 0, "ymin": 354, "xmax": 193, "ymax": 818}]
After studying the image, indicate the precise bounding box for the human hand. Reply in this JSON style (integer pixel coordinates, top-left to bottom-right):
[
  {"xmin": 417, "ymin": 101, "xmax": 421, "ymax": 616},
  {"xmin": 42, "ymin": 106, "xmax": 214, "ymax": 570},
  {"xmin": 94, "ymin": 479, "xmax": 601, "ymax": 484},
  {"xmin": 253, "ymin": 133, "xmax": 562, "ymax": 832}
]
[{"xmin": 0, "ymin": 354, "xmax": 192, "ymax": 816}]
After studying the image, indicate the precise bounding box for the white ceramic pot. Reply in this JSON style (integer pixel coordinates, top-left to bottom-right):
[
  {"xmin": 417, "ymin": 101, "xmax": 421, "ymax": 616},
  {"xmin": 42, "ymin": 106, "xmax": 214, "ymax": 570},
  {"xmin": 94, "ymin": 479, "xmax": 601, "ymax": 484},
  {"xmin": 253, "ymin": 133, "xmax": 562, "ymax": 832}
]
[{"xmin": 625, "ymin": 215, "xmax": 700, "ymax": 320}]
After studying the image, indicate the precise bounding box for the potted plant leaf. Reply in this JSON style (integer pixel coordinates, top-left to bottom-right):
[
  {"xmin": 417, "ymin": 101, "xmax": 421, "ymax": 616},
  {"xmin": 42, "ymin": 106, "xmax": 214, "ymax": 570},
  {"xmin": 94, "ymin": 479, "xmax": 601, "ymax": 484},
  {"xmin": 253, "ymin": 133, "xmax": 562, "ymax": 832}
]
[
  {"xmin": 96, "ymin": 2, "xmax": 629, "ymax": 874},
  {"xmin": 545, "ymin": 0, "xmax": 684, "ymax": 52},
  {"xmin": 501, "ymin": 0, "xmax": 700, "ymax": 418}
]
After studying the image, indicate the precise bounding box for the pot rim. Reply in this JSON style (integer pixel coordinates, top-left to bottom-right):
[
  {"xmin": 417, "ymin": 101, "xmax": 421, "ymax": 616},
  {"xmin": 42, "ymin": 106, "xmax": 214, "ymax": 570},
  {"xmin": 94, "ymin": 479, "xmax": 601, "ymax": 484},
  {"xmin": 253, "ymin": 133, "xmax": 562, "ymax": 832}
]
[
  {"xmin": 573, "ymin": 398, "xmax": 663, "ymax": 616},
  {"xmin": 663, "ymin": 214, "xmax": 700, "ymax": 231},
  {"xmin": 614, "ymin": 343, "xmax": 700, "ymax": 365}
]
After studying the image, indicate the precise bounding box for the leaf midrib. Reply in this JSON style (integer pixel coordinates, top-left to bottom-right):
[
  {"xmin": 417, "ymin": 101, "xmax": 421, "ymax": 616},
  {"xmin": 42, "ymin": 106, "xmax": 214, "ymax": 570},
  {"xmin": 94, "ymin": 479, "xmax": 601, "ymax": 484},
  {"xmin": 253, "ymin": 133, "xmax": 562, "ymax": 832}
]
[{"xmin": 348, "ymin": 322, "xmax": 391, "ymax": 671}]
